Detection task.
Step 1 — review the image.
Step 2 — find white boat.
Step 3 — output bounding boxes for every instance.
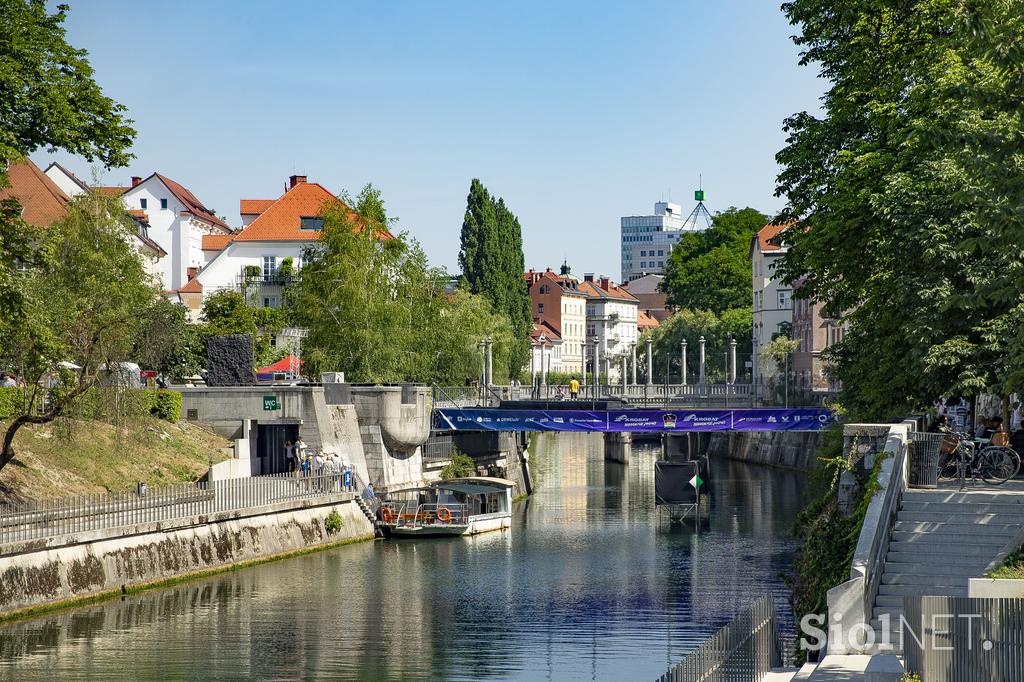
[378,476,514,538]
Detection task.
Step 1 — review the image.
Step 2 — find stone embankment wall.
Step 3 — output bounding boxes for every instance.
[0,498,372,617]
[706,430,823,471]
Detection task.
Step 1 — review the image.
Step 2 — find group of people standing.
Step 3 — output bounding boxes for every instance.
[284,438,356,491]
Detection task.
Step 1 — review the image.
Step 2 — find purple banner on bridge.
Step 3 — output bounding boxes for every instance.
[434,408,834,433]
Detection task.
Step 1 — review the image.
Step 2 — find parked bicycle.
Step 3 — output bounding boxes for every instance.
[937,428,1021,485]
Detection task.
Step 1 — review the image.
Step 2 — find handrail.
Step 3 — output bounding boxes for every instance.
[657,594,782,681]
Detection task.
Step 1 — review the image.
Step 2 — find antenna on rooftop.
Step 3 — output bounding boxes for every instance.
[683,173,712,230]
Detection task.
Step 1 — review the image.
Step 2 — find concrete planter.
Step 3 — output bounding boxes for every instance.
[967,577,1024,598]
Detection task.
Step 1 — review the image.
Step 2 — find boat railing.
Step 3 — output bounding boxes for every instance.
[380,501,469,528]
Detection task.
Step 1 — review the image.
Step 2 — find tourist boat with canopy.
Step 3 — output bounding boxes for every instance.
[378,476,514,538]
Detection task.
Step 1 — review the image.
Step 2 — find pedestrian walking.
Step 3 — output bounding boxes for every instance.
[569,377,580,400]
[295,437,308,463]
[285,440,295,473]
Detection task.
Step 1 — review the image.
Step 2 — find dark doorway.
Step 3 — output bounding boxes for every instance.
[256,423,299,475]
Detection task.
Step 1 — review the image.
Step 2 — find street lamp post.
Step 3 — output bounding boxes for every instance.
[485,336,493,388]
[592,337,601,389]
[681,340,688,386]
[729,338,737,385]
[621,354,627,393]
[539,334,547,387]
[630,342,637,386]
[698,335,706,385]
[645,337,653,386]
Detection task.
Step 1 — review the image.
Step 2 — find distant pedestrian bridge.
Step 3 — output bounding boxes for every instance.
[433,383,759,410]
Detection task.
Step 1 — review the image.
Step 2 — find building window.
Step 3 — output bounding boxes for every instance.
[538,303,545,314]
[658,250,664,256]
[658,261,664,267]
[640,250,646,257]
[300,216,324,231]
[263,296,278,308]
[778,290,791,309]
[160,198,168,210]
[139,198,147,209]
[262,256,277,279]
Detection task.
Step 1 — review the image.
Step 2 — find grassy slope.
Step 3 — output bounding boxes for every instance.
[988,546,1024,579]
[0,418,232,502]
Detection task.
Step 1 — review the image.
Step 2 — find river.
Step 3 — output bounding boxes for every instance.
[0,432,806,681]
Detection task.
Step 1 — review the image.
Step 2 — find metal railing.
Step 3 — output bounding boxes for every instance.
[903,596,1024,681]
[657,594,782,682]
[422,431,455,465]
[433,383,757,408]
[380,502,469,528]
[0,471,361,550]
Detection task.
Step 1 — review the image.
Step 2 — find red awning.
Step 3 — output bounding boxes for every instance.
[256,356,303,374]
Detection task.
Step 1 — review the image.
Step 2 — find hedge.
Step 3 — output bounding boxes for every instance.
[0,387,180,424]
[0,387,23,420]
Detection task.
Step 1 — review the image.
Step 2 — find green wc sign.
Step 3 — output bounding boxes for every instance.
[263,395,280,411]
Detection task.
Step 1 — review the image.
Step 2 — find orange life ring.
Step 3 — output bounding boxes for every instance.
[436,507,452,524]
[381,507,395,523]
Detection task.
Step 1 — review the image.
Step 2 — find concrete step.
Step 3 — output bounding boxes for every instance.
[893,517,1021,532]
[763,670,800,682]
[884,548,993,566]
[895,509,1024,524]
[880,573,972,587]
[890,530,1014,544]
[878,583,967,597]
[872,605,904,621]
[904,491,1024,505]
[884,557,995,569]
[901,500,1024,514]
[792,662,818,681]
[888,537,1008,552]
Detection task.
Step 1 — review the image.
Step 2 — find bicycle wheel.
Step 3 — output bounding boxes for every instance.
[937,454,960,481]
[979,446,1020,484]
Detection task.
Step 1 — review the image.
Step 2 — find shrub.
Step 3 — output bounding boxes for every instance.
[325,509,344,534]
[0,387,24,420]
[440,451,476,480]
[145,390,182,422]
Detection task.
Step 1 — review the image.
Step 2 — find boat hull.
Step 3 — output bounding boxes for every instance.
[381,513,511,539]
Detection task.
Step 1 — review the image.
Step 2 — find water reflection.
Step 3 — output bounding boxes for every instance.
[0,432,805,681]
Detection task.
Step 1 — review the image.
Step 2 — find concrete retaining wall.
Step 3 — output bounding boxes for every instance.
[706,430,824,471]
[0,498,372,616]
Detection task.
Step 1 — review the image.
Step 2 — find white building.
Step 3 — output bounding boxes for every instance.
[529,320,563,380]
[579,275,639,383]
[620,200,706,282]
[177,175,378,320]
[44,163,232,293]
[750,223,793,386]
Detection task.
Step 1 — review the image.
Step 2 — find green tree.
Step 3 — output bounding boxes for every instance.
[0,0,135,178]
[775,0,1024,418]
[0,0,135,340]
[659,207,768,313]
[0,193,158,470]
[458,179,531,372]
[132,298,203,381]
[640,308,753,384]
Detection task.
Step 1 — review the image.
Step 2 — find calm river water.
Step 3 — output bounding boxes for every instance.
[0,433,806,681]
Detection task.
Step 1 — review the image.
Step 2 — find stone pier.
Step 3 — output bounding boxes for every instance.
[604,432,632,464]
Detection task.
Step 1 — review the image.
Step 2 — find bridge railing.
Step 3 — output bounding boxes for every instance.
[433,383,757,406]
[657,594,783,682]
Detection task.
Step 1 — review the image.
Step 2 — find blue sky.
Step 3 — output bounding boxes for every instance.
[40,1,822,279]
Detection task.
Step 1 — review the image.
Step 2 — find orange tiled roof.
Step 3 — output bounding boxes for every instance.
[232,181,393,242]
[152,173,230,230]
[637,310,660,330]
[240,199,275,215]
[531,320,562,344]
[755,223,789,252]
[0,158,70,227]
[578,278,637,303]
[202,234,234,251]
[179,277,203,294]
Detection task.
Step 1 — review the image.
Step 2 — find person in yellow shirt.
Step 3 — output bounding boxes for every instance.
[569,378,580,400]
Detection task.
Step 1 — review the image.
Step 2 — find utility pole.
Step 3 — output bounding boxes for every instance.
[646,337,654,386]
[681,340,687,386]
[698,336,706,385]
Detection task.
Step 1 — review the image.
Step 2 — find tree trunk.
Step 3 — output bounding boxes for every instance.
[0,412,53,472]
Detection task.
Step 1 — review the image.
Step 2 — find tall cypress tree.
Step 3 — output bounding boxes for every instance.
[458,179,530,374]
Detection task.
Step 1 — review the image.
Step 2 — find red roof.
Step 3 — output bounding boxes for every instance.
[637,310,660,330]
[202,234,234,251]
[240,199,275,215]
[152,173,230,230]
[232,181,393,242]
[530,320,562,345]
[578,277,637,303]
[0,158,70,227]
[178,277,203,294]
[257,356,303,373]
[754,223,789,252]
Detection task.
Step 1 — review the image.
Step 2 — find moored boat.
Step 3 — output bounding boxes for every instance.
[378,476,514,538]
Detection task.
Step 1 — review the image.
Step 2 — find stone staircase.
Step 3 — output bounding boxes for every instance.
[869,487,1024,651]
